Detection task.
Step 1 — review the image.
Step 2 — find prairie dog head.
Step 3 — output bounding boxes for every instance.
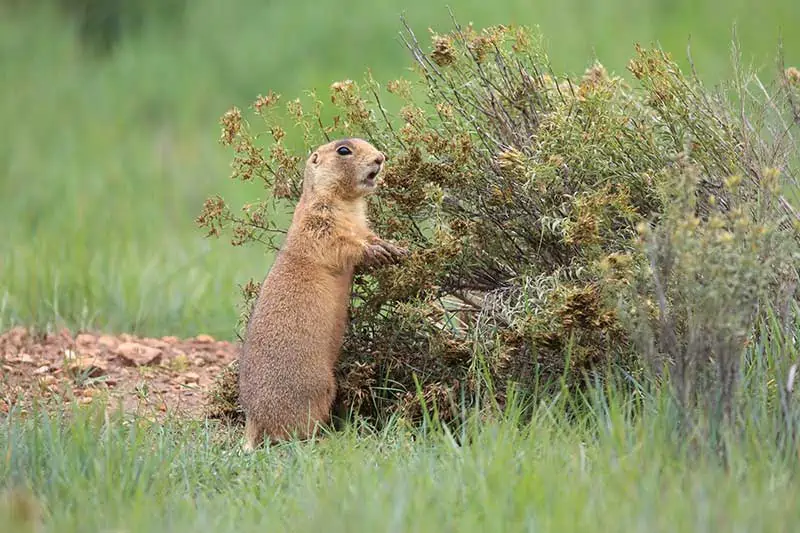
[303,138,386,200]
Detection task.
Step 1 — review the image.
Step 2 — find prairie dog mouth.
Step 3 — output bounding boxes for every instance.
[363,165,382,186]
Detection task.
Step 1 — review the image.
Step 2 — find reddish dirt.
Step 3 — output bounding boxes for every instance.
[0,326,239,419]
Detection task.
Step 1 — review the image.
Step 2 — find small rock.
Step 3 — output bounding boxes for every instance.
[146,339,169,349]
[78,396,93,405]
[194,334,215,343]
[18,353,34,364]
[97,336,117,348]
[117,342,162,367]
[75,333,96,346]
[2,365,13,373]
[201,353,220,364]
[63,349,77,361]
[161,336,179,344]
[7,326,28,344]
[191,357,206,367]
[39,375,56,386]
[33,365,50,375]
[182,372,200,384]
[68,356,107,378]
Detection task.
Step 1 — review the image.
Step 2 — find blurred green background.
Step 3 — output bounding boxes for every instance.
[1,0,797,339]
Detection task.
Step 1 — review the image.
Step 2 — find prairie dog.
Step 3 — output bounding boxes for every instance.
[239,138,405,449]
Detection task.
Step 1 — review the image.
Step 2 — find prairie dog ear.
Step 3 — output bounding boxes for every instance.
[310,152,319,165]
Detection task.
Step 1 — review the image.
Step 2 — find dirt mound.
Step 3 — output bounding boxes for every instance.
[0,326,239,419]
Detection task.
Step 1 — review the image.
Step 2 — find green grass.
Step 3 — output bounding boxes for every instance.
[4,374,800,533]
[1,0,799,339]
[3,318,798,532]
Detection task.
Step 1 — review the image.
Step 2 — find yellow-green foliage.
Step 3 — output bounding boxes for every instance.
[620,160,799,434]
[200,19,800,426]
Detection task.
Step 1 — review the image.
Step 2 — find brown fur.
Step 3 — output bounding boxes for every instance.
[239,138,406,450]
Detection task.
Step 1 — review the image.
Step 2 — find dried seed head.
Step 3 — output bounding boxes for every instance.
[495,147,526,177]
[273,179,292,199]
[576,62,612,100]
[546,153,563,165]
[582,62,609,86]
[386,79,413,100]
[469,35,492,63]
[219,107,242,146]
[399,123,417,144]
[400,105,426,128]
[271,126,286,143]
[786,66,800,85]
[253,91,280,113]
[330,79,355,95]
[431,34,457,66]
[512,26,531,52]
[435,102,454,120]
[287,98,303,120]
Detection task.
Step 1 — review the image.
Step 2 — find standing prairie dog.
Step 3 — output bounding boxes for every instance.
[239,138,406,450]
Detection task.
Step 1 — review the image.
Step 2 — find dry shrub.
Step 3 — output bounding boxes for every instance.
[200,17,800,428]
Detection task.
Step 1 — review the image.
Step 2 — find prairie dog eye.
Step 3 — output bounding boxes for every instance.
[336,146,352,156]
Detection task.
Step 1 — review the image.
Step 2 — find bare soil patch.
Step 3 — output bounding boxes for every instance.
[1,326,239,419]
